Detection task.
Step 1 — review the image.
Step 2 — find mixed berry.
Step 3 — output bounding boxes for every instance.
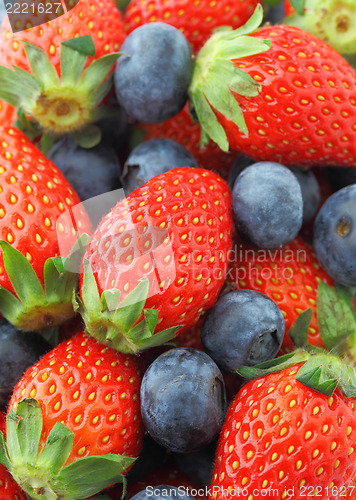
[0,0,354,499]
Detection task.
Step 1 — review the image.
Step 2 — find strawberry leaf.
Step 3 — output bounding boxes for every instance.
[288,308,313,348]
[0,431,11,470]
[24,41,59,88]
[237,350,310,379]
[37,422,74,475]
[317,281,356,353]
[13,399,43,466]
[62,36,96,57]
[289,0,306,15]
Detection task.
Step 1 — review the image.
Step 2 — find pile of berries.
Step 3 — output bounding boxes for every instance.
[0,0,354,499]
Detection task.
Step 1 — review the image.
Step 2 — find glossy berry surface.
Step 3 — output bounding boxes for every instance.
[314,184,356,287]
[0,320,51,411]
[115,23,193,123]
[210,364,356,499]
[232,162,303,249]
[122,138,198,194]
[227,238,334,349]
[47,136,121,201]
[124,0,261,53]
[289,167,321,225]
[201,290,285,373]
[9,332,144,466]
[140,348,226,453]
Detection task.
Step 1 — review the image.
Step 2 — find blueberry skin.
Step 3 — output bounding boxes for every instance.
[314,184,356,287]
[232,162,303,249]
[131,486,195,500]
[115,23,193,123]
[122,139,198,194]
[289,167,321,225]
[140,348,226,453]
[0,321,51,411]
[201,290,285,373]
[47,136,121,202]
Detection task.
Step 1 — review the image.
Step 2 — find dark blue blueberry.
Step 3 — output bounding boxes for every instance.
[126,434,167,484]
[47,136,121,202]
[173,440,217,487]
[114,23,193,123]
[289,167,321,225]
[265,2,286,24]
[327,167,356,191]
[0,320,51,411]
[201,290,285,373]
[232,162,303,249]
[131,486,195,500]
[96,103,128,149]
[140,348,226,453]
[314,184,356,287]
[227,154,254,190]
[122,138,198,194]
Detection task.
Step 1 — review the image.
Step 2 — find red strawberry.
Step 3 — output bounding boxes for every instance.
[77,167,233,353]
[189,5,356,167]
[284,0,296,16]
[0,0,126,135]
[2,332,144,499]
[141,104,238,180]
[0,412,27,500]
[210,359,356,500]
[0,126,91,331]
[123,0,262,53]
[0,100,17,129]
[226,238,334,350]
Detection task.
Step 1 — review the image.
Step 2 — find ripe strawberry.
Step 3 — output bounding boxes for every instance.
[210,361,356,500]
[189,5,356,167]
[0,126,91,331]
[141,104,238,180]
[226,238,334,350]
[77,167,233,353]
[123,0,262,54]
[284,0,296,16]
[1,332,143,499]
[0,0,126,136]
[0,412,27,500]
[0,100,17,129]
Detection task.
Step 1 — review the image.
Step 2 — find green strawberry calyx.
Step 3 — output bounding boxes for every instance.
[284,0,356,55]
[238,282,356,398]
[73,259,180,354]
[0,234,89,331]
[188,4,271,152]
[0,36,120,137]
[0,399,134,500]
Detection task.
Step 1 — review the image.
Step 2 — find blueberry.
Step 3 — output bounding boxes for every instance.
[122,138,198,194]
[232,162,303,249]
[114,23,193,123]
[0,321,51,411]
[227,154,254,190]
[314,184,356,287]
[173,439,217,487]
[126,434,167,484]
[131,486,195,500]
[140,348,226,453]
[47,136,121,202]
[289,167,321,225]
[201,290,285,373]
[327,167,356,191]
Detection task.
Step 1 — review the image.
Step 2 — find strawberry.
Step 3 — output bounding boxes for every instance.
[189,5,356,167]
[0,100,17,129]
[211,283,356,499]
[0,331,144,499]
[284,0,356,55]
[141,104,238,180]
[123,0,262,54]
[0,126,91,331]
[210,362,356,499]
[226,237,334,350]
[0,412,27,500]
[0,0,126,136]
[76,167,233,353]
